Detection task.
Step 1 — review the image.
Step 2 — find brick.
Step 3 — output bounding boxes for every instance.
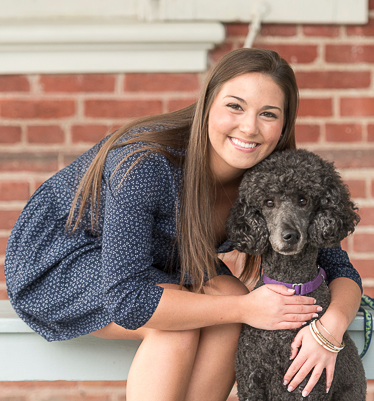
[314,149,374,168]
[84,99,162,118]
[298,98,333,117]
[253,44,318,64]
[353,233,374,252]
[0,288,8,300]
[0,210,21,230]
[358,207,374,226]
[167,98,196,113]
[0,181,30,201]
[368,125,374,142]
[0,99,75,119]
[326,45,374,63]
[0,153,58,172]
[347,18,374,36]
[325,124,362,142]
[344,179,366,198]
[71,125,108,143]
[340,237,348,252]
[0,126,21,144]
[0,237,8,255]
[363,287,374,299]
[225,23,249,37]
[27,125,65,144]
[0,263,5,283]
[125,73,199,92]
[0,396,27,401]
[302,25,340,37]
[295,71,370,89]
[372,180,374,197]
[370,0,374,9]
[225,22,249,37]
[209,42,235,63]
[295,124,320,143]
[351,259,374,278]
[39,74,116,93]
[340,98,374,117]
[0,75,29,92]
[260,24,297,37]
[62,153,83,168]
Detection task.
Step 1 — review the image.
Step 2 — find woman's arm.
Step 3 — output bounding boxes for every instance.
[144,283,320,331]
[283,277,362,397]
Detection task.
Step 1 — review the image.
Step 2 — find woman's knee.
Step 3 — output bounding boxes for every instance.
[144,327,200,353]
[203,274,249,296]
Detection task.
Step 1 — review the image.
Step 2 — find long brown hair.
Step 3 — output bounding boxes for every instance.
[66,48,299,290]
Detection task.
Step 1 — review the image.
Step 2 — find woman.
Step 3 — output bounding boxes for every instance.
[5,49,362,400]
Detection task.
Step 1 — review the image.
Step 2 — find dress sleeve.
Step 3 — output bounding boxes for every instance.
[317,246,363,293]
[101,151,176,330]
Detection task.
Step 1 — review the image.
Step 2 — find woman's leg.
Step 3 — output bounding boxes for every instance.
[90,276,248,401]
[184,275,249,401]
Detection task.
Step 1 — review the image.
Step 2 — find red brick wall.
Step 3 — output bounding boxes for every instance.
[1,8,374,400]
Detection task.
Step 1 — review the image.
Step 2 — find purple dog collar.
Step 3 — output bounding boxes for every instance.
[262,267,326,296]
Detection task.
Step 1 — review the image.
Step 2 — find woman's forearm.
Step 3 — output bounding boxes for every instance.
[322,277,362,342]
[143,288,243,331]
[143,283,321,332]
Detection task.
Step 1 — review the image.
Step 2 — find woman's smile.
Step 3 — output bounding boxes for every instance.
[229,137,260,151]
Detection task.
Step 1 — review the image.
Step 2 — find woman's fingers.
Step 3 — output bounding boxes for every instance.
[245,285,321,330]
[283,326,337,396]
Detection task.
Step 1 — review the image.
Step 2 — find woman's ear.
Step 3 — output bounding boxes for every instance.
[226,199,269,255]
[308,180,360,248]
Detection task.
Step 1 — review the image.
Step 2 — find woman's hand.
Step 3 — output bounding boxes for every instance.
[283,325,337,397]
[243,284,321,330]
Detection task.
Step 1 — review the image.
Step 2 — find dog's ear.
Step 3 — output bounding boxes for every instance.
[308,177,360,248]
[226,199,269,255]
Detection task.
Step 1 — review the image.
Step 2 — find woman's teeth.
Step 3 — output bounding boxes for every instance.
[231,138,257,149]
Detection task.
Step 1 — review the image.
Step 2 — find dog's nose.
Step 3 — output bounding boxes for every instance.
[282,230,300,245]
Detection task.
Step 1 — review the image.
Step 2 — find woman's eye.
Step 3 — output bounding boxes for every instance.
[261,112,277,119]
[298,198,308,206]
[227,103,243,111]
[265,200,275,208]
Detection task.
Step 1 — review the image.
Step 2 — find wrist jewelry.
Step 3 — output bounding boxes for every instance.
[318,319,345,348]
[309,319,345,353]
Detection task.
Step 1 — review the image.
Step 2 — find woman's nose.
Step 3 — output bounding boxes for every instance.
[239,113,258,135]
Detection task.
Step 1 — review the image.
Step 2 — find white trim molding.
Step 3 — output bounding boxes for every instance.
[0,0,368,74]
[0,22,225,74]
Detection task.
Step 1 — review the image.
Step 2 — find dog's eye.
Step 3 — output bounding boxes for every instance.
[265,200,275,208]
[298,198,308,206]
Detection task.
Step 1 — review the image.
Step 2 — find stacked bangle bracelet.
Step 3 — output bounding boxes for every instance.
[309,319,345,353]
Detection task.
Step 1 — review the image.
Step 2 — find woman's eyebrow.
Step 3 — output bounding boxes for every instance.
[262,105,283,112]
[225,95,247,104]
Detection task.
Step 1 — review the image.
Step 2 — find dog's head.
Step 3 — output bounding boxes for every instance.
[226,149,360,255]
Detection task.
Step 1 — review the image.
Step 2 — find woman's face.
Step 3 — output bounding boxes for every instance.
[208,72,285,182]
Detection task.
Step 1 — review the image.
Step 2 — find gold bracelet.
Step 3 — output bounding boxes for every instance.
[313,321,344,351]
[318,319,345,348]
[309,320,344,353]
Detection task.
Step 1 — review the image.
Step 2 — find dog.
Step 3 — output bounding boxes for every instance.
[226,149,366,400]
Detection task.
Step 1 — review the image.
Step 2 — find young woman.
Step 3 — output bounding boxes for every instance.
[5,49,362,400]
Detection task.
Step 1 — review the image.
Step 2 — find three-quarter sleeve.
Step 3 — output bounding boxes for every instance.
[317,246,363,292]
[101,151,177,330]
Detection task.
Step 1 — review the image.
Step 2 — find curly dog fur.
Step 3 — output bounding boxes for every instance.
[226,149,366,400]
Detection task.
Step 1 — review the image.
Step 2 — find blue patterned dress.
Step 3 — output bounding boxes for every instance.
[4,134,362,341]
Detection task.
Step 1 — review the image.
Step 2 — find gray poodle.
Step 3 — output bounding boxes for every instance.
[226,149,366,400]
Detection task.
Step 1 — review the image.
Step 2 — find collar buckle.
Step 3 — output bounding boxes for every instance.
[292,283,303,295]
